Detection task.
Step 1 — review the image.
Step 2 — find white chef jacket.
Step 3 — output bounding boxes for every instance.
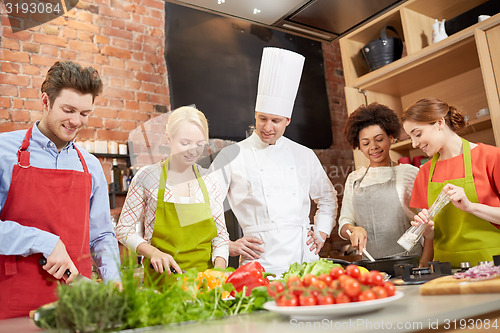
[212,132,337,277]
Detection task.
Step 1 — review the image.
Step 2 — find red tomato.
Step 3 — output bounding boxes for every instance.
[345,264,361,279]
[335,292,351,304]
[318,273,333,285]
[330,266,345,280]
[267,281,285,298]
[329,280,341,290]
[358,289,376,302]
[367,271,384,286]
[276,293,299,307]
[287,276,302,289]
[302,274,318,287]
[287,275,304,297]
[343,278,362,298]
[317,293,335,305]
[383,281,396,297]
[310,279,327,290]
[299,293,318,306]
[358,272,371,285]
[371,286,388,299]
[337,274,351,284]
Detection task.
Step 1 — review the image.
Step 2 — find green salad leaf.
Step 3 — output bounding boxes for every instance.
[281,259,340,281]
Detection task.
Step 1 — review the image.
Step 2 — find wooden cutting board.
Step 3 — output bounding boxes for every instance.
[420,275,500,295]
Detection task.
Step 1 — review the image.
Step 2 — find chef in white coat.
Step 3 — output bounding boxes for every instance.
[212,47,337,277]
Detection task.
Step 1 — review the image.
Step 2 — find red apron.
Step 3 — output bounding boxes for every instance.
[0,127,92,319]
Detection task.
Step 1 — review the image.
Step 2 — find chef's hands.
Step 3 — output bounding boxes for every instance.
[229,236,264,260]
[307,230,328,254]
[412,209,435,239]
[150,248,182,274]
[343,226,367,255]
[43,239,79,284]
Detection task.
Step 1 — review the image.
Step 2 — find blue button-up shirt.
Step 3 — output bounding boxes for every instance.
[0,124,121,281]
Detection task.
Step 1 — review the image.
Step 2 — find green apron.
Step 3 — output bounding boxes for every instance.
[428,138,500,267]
[144,159,217,286]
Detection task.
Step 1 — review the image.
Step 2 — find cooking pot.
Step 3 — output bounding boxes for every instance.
[327,255,420,277]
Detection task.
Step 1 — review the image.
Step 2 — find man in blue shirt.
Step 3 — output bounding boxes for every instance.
[0,61,121,319]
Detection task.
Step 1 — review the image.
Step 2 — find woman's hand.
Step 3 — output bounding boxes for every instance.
[346,226,367,255]
[412,209,435,239]
[150,248,182,274]
[443,184,471,213]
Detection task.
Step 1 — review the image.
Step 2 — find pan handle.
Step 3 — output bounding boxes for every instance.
[325,258,353,266]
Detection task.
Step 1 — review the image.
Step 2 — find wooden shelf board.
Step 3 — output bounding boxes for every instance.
[353,32,479,95]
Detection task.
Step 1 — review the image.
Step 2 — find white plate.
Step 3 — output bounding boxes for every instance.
[263,291,403,320]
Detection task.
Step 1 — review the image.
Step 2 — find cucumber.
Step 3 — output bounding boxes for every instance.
[31,301,57,329]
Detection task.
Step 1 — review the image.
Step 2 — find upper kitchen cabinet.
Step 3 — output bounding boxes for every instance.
[339,0,500,168]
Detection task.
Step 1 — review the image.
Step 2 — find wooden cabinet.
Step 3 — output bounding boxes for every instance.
[339,0,500,168]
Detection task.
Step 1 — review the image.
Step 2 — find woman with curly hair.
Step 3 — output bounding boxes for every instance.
[339,102,421,259]
[403,97,500,267]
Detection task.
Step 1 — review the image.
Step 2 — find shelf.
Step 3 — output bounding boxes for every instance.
[391,116,493,152]
[340,0,498,86]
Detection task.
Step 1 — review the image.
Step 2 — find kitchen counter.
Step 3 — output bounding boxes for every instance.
[1,285,499,333]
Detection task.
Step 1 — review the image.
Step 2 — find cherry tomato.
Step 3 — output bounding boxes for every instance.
[310,279,327,290]
[317,293,335,305]
[335,292,351,304]
[358,271,371,285]
[276,293,299,306]
[330,280,341,290]
[267,281,285,298]
[287,275,304,297]
[383,281,396,297]
[299,293,318,306]
[337,274,351,284]
[343,278,362,298]
[330,266,345,280]
[345,264,361,279]
[358,289,376,302]
[371,286,388,299]
[287,276,302,289]
[367,271,384,286]
[318,273,333,285]
[302,274,318,287]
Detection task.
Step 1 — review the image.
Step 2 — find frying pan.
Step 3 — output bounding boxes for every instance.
[327,255,420,277]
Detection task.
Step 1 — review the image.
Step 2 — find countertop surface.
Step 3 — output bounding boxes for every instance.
[1,285,499,333]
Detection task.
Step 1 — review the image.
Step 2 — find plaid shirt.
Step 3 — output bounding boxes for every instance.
[115,161,229,264]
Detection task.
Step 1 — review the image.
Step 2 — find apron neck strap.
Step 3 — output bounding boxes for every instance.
[17,127,33,168]
[161,158,210,203]
[428,137,473,183]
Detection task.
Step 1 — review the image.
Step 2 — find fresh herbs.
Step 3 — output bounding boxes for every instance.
[35,257,270,332]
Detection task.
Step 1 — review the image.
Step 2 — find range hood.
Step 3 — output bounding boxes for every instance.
[165,0,406,41]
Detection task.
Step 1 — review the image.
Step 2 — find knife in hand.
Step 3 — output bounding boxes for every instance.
[39,257,96,284]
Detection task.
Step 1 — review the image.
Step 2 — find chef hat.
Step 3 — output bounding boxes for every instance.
[255,47,305,118]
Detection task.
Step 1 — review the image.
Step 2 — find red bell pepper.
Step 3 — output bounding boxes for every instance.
[226,261,275,296]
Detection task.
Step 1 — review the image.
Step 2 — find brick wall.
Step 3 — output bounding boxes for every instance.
[0,0,168,140]
[0,1,353,256]
[317,41,353,256]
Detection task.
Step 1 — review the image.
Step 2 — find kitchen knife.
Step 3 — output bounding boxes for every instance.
[149,263,184,274]
[39,257,96,284]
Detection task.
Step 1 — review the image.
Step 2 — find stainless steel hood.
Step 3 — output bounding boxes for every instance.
[165,0,406,41]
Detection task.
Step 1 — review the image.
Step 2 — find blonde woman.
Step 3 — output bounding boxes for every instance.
[116,106,229,284]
